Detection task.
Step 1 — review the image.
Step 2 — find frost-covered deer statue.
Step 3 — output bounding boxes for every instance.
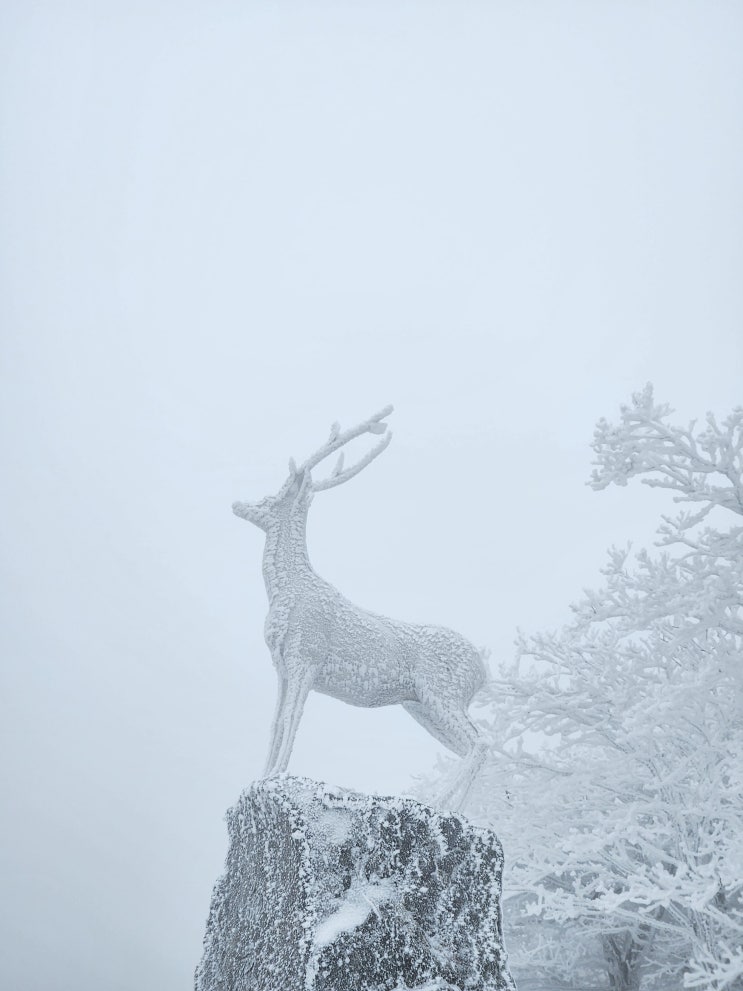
[233,406,489,809]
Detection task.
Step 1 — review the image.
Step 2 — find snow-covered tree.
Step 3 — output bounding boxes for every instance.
[430,387,743,991]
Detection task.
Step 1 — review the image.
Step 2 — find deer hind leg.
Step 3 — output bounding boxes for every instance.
[402,701,470,757]
[409,694,488,812]
[438,738,489,812]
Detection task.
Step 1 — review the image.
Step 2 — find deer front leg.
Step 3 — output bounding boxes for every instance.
[271,664,313,775]
[263,669,287,777]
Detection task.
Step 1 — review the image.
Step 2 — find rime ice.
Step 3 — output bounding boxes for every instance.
[195,777,516,991]
[205,409,517,989]
[233,406,489,808]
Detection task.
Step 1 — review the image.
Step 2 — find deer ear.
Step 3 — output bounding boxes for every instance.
[288,457,298,476]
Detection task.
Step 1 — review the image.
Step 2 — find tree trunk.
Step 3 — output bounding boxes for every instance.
[601,932,644,991]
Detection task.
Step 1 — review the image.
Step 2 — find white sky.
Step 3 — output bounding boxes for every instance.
[1,3,741,989]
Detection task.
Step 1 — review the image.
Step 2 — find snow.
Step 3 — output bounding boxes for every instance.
[313,877,394,948]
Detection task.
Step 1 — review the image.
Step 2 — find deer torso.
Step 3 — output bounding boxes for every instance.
[261,515,484,708]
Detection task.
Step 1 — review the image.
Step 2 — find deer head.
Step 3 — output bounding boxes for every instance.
[232,405,394,531]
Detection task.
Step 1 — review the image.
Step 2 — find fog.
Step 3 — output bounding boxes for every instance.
[1,2,741,989]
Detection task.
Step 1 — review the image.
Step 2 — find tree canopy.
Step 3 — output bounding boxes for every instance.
[428,388,743,991]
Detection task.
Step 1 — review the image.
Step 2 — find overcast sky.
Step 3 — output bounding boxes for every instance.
[1,2,742,989]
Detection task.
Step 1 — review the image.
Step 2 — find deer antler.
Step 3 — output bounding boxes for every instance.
[297,405,394,492]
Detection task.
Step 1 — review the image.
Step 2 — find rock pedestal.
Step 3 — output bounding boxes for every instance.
[195,776,516,991]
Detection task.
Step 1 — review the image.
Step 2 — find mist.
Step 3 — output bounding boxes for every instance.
[1,3,741,989]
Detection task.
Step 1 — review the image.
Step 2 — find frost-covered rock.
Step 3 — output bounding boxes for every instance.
[195,776,516,991]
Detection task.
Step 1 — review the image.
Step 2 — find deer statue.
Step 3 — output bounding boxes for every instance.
[232,405,489,809]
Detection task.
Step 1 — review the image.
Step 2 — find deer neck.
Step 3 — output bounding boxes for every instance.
[262,514,313,603]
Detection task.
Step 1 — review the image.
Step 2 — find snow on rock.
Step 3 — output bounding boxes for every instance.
[195,776,516,991]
